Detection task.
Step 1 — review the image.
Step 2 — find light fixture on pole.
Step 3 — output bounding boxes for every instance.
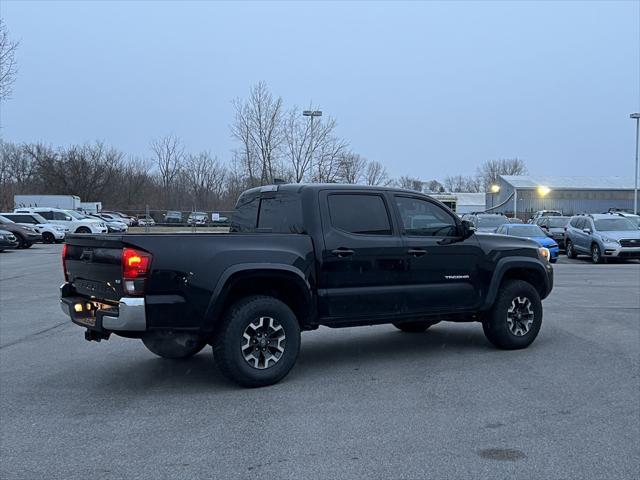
[489,184,500,209]
[537,185,551,197]
[630,113,640,214]
[303,110,322,180]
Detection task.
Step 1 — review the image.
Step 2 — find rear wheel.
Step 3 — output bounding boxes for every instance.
[565,239,577,259]
[482,280,542,350]
[14,234,30,249]
[591,243,604,264]
[42,232,55,244]
[142,331,206,359]
[213,295,300,387]
[393,320,435,333]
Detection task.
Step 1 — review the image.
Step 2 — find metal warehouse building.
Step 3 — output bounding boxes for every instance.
[486,175,636,219]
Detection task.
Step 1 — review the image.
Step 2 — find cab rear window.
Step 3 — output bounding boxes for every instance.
[231,192,304,233]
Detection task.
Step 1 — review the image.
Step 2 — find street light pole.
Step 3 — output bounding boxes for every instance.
[631,113,640,214]
[303,110,322,180]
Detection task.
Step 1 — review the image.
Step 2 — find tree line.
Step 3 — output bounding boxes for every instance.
[0,81,527,213]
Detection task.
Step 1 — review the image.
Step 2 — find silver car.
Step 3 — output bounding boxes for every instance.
[565,214,640,263]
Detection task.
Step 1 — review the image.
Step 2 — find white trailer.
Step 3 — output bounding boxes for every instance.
[79,201,102,213]
[14,195,81,210]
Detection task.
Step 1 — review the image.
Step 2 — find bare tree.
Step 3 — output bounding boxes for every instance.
[283,106,338,183]
[313,136,348,183]
[230,102,259,186]
[150,134,184,206]
[0,19,19,100]
[476,158,527,190]
[338,151,367,184]
[443,174,481,193]
[396,175,424,192]
[424,179,444,193]
[364,160,390,186]
[231,82,284,185]
[183,151,227,208]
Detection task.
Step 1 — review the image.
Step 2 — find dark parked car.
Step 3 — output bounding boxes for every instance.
[60,184,554,387]
[461,213,510,232]
[0,229,18,251]
[0,216,42,248]
[534,216,571,249]
[163,211,183,225]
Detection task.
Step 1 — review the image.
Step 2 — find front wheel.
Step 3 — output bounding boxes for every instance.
[591,244,604,264]
[482,280,542,350]
[142,331,206,359]
[565,240,577,259]
[213,295,300,387]
[43,232,55,244]
[393,320,434,333]
[75,227,91,234]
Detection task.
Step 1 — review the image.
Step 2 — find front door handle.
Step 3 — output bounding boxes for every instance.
[331,248,355,258]
[408,248,428,257]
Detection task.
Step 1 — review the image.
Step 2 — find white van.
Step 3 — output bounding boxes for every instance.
[14,207,108,234]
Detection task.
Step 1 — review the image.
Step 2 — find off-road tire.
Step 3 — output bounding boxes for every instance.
[142,331,206,359]
[213,295,300,388]
[482,280,542,350]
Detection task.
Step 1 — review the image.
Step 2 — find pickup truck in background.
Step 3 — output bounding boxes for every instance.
[60,184,554,387]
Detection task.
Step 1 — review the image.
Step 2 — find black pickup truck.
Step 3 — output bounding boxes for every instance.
[60,184,554,387]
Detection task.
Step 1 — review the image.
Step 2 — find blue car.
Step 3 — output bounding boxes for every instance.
[495,223,559,263]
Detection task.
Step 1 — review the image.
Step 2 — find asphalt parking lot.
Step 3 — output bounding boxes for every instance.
[1,244,638,480]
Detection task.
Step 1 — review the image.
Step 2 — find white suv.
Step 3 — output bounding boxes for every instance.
[0,212,66,243]
[14,207,108,234]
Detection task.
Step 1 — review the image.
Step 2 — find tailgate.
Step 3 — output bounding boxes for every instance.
[64,234,127,302]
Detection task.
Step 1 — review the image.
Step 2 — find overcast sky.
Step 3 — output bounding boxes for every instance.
[1,1,639,181]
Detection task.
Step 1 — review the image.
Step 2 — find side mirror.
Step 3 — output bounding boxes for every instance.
[461,220,475,238]
[582,228,591,234]
[65,216,72,221]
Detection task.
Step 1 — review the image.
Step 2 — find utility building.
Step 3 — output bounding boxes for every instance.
[486,175,636,219]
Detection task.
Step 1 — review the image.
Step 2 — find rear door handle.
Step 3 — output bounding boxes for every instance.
[408,248,428,257]
[331,248,355,258]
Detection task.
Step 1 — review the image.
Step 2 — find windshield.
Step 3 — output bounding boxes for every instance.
[547,217,569,228]
[477,216,509,228]
[594,218,637,231]
[30,213,48,223]
[65,210,86,220]
[508,225,546,237]
[622,216,640,227]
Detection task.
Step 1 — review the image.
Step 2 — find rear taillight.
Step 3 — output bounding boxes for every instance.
[62,243,69,281]
[122,247,151,295]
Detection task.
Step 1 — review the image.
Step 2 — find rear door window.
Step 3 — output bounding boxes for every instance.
[327,194,392,235]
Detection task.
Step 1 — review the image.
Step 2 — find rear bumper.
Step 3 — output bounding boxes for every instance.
[60,282,146,333]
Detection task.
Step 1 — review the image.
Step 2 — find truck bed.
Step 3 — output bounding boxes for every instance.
[64,232,315,330]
